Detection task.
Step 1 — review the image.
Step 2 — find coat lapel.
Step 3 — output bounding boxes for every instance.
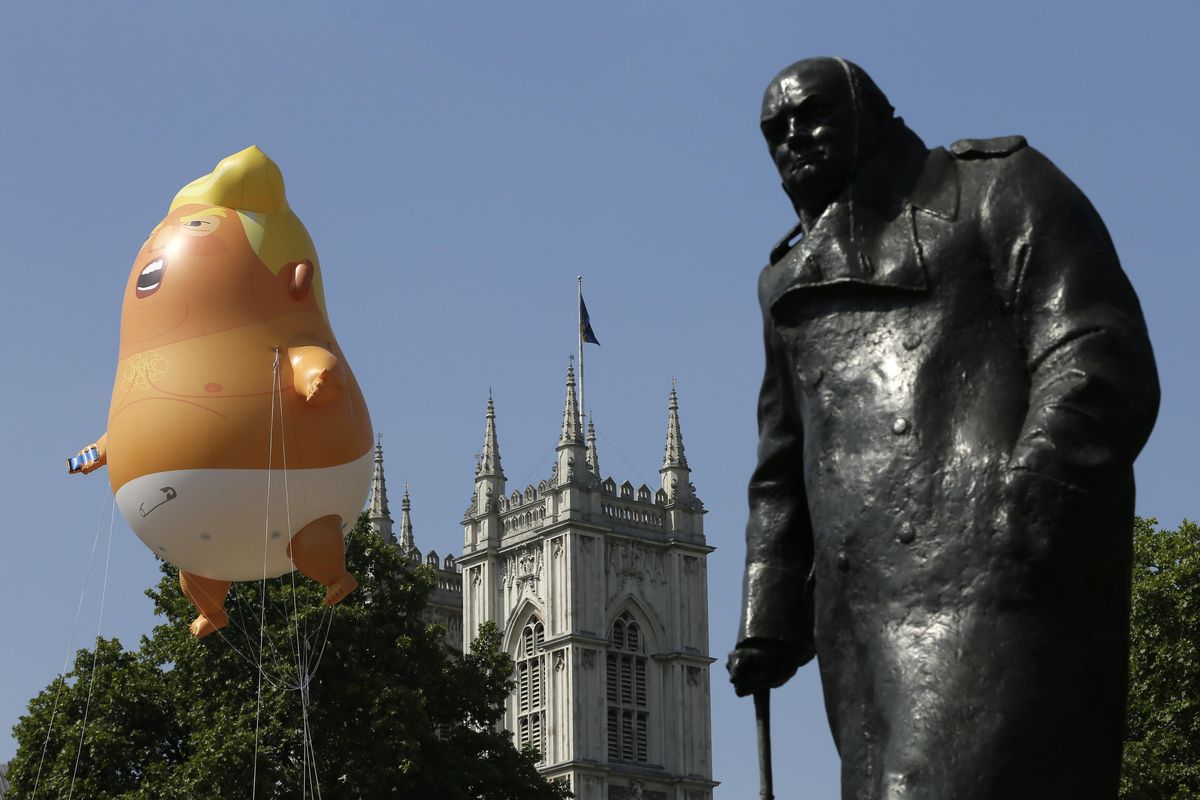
[764,141,959,313]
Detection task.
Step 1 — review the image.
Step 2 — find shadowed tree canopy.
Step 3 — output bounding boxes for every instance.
[7,514,570,800]
[1121,517,1200,799]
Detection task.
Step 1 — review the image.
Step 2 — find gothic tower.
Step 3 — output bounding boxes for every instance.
[368,435,395,544]
[459,363,716,800]
[367,440,463,649]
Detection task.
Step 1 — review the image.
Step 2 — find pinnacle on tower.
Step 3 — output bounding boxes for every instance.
[399,481,415,553]
[369,433,396,543]
[477,389,505,479]
[662,381,689,470]
[559,357,584,447]
[586,414,601,478]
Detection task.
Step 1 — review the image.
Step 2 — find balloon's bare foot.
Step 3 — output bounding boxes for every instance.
[189,612,229,639]
[323,572,358,606]
[179,570,231,639]
[289,514,357,605]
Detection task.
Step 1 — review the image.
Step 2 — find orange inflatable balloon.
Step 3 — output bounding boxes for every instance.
[72,146,373,638]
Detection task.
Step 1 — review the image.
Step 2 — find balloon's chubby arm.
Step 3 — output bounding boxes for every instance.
[68,432,107,475]
[288,342,344,407]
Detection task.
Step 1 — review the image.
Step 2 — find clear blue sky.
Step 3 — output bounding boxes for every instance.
[2,3,1196,797]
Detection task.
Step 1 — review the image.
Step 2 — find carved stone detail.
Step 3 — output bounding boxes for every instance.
[609,781,665,800]
[606,538,667,586]
[502,542,544,597]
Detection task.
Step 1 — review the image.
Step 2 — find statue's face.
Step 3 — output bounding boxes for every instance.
[761,62,857,214]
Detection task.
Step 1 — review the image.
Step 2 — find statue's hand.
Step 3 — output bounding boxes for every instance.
[727,640,804,697]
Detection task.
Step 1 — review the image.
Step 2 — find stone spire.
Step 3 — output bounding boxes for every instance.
[368,434,395,543]
[473,392,505,515]
[398,481,415,553]
[586,414,601,478]
[662,381,689,470]
[555,358,587,485]
[477,389,504,479]
[559,357,584,446]
[660,381,693,504]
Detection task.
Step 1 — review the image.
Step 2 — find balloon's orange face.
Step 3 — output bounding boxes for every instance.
[119,204,323,357]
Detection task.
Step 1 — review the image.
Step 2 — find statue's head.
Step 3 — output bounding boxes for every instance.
[761,57,894,219]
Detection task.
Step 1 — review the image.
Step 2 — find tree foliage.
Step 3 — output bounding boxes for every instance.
[1121,517,1200,800]
[8,515,569,799]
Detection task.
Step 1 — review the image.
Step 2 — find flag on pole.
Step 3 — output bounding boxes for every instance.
[580,295,600,346]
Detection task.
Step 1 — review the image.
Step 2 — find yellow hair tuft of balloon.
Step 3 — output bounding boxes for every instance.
[170,145,290,214]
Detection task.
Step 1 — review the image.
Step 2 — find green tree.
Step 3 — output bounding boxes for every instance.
[1121,517,1200,799]
[8,515,569,800]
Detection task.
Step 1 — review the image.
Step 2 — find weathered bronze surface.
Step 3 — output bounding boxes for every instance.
[728,57,1160,799]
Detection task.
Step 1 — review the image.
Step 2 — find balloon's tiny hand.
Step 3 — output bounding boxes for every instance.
[71,436,107,475]
[306,373,326,402]
[289,344,342,407]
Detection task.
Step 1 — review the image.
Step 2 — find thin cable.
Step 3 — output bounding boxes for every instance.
[300,608,335,799]
[278,380,304,792]
[277,378,332,799]
[31,485,110,797]
[299,608,333,798]
[308,712,323,800]
[178,577,289,691]
[252,350,281,799]
[224,579,292,687]
[595,429,654,488]
[66,499,116,799]
[277,364,317,797]
[304,610,336,681]
[518,445,556,490]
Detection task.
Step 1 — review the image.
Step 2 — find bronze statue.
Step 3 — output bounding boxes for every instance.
[728,57,1159,799]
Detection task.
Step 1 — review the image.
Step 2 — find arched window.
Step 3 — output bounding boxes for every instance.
[515,618,546,758]
[607,611,649,762]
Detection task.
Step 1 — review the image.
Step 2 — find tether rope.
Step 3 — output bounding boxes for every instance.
[30,484,110,798]
[66,497,116,799]
[277,363,326,799]
[252,350,281,798]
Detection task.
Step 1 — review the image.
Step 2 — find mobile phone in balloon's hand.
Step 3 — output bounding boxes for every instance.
[67,447,100,474]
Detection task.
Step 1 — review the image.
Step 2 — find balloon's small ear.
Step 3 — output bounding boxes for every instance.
[288,261,313,300]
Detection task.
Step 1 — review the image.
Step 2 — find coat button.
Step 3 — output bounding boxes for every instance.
[892,417,910,435]
[836,552,850,572]
[897,523,915,544]
[902,332,922,350]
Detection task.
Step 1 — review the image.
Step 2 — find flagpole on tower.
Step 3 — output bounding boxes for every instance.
[577,275,585,419]
[578,278,600,424]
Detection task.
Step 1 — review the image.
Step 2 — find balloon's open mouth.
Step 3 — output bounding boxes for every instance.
[136,257,167,298]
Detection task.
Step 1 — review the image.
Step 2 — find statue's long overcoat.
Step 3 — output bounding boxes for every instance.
[738,125,1159,799]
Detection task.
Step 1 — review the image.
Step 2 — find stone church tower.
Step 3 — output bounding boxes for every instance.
[368,436,464,650]
[459,363,717,800]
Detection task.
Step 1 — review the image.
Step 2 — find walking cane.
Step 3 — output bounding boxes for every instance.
[754,688,775,800]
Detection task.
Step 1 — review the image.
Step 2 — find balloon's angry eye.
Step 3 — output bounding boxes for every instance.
[179,214,221,237]
[136,257,166,298]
